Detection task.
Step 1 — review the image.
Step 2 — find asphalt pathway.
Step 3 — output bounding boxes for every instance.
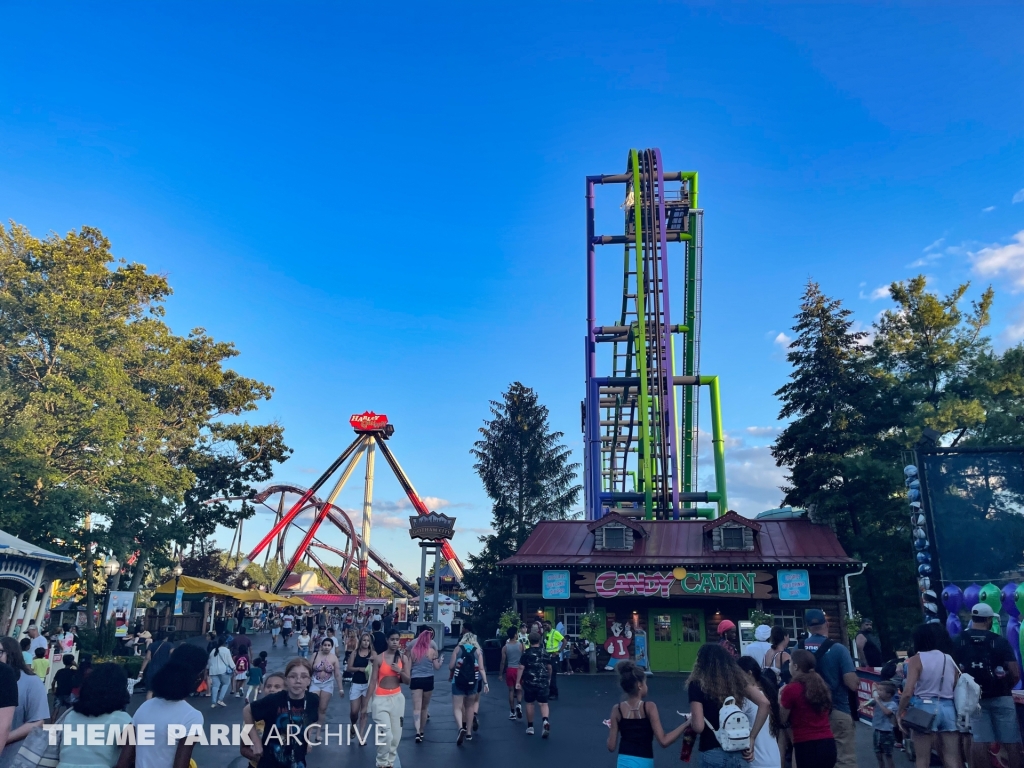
[166,630,904,768]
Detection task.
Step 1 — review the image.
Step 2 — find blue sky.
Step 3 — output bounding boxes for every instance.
[2,2,1022,577]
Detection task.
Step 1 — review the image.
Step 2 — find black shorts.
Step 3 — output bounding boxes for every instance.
[410,677,434,692]
[281,628,292,637]
[523,686,548,704]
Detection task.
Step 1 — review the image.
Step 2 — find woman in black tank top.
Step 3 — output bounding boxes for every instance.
[348,632,373,730]
[606,662,688,768]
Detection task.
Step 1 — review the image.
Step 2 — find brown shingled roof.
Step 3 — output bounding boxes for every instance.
[499,518,858,569]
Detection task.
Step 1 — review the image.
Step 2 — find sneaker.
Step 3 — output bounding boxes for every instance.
[218,701,227,707]
[473,714,479,731]
[457,728,466,746]
[542,721,550,739]
[508,712,517,720]
[466,733,473,741]
[516,704,523,719]
[525,726,535,736]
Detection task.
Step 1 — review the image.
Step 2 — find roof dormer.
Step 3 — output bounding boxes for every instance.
[587,512,646,552]
[702,510,761,552]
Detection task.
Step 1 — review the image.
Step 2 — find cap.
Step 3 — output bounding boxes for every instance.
[717,619,736,634]
[804,608,827,627]
[755,625,772,642]
[972,604,995,619]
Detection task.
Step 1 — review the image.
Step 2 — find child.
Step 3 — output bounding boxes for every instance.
[861,681,897,768]
[19,637,33,666]
[607,661,688,765]
[244,660,263,702]
[31,647,51,680]
[515,632,551,737]
[254,651,268,674]
[240,672,285,768]
[50,654,77,721]
[233,647,250,697]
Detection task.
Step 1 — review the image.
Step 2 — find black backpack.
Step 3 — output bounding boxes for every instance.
[956,632,997,689]
[454,645,478,692]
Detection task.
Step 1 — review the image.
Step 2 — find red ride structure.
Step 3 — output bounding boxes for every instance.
[233,413,464,606]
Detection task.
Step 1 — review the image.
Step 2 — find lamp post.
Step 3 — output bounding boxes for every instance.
[242,577,250,589]
[99,557,121,649]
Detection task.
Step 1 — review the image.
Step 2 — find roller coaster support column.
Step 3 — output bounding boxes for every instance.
[272,443,367,593]
[357,436,376,607]
[700,375,728,517]
[682,172,699,505]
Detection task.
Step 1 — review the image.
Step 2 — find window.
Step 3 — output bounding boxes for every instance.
[722,526,745,549]
[557,608,584,639]
[604,526,627,549]
[773,609,805,647]
[654,614,672,642]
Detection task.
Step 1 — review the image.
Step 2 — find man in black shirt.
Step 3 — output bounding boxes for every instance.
[953,603,1021,766]
[371,621,387,654]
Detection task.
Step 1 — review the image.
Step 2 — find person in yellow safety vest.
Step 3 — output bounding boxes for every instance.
[542,620,564,700]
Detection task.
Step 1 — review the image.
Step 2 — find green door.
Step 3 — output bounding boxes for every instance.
[648,609,705,672]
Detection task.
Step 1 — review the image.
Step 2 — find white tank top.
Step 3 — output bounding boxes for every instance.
[915,650,954,699]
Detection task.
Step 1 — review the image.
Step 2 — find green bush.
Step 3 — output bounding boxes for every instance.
[76,628,100,654]
[122,657,143,679]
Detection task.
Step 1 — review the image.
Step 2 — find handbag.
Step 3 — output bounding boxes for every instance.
[903,654,948,733]
[10,711,69,768]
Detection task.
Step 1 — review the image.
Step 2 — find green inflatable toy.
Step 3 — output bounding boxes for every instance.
[1017,582,1024,617]
[980,583,1002,612]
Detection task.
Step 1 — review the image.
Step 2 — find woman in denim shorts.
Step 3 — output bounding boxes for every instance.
[897,624,960,768]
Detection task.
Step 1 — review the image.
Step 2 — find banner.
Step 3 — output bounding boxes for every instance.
[173,588,184,617]
[105,591,136,637]
[394,598,408,624]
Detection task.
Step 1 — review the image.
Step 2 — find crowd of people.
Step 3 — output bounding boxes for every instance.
[0,600,1017,768]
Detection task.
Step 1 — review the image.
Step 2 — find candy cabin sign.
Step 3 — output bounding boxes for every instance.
[576,567,774,600]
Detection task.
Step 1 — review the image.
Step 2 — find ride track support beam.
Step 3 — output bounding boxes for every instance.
[237,433,367,572]
[272,444,368,592]
[357,437,377,606]
[375,440,465,579]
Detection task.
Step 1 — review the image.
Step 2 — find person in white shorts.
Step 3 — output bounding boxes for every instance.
[348,632,374,731]
[309,636,344,720]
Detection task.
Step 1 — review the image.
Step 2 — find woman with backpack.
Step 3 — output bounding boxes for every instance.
[687,643,770,768]
[606,661,688,768]
[763,626,791,681]
[779,649,837,768]
[207,637,234,708]
[895,623,961,768]
[448,631,488,745]
[737,657,782,768]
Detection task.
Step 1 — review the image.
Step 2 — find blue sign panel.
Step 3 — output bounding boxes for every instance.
[777,569,811,601]
[542,570,571,600]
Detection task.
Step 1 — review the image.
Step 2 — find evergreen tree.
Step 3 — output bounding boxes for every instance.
[773,277,1024,652]
[463,382,581,635]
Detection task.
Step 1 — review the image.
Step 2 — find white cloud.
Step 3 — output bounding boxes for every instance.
[982,206,996,213]
[923,238,945,253]
[868,285,889,301]
[1013,189,1024,204]
[969,230,1024,291]
[696,430,785,516]
[773,332,792,349]
[745,426,780,437]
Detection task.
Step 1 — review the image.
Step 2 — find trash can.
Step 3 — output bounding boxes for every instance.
[482,638,502,673]
[243,618,253,632]
[226,617,236,633]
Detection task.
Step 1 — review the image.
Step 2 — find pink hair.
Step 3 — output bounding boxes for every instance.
[410,628,434,663]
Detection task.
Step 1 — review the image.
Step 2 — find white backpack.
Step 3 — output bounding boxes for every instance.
[705,696,751,752]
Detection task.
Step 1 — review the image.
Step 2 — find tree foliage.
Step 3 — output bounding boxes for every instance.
[463,382,581,635]
[0,223,290,594]
[772,277,1021,652]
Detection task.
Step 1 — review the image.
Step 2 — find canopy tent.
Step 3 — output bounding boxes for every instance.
[153,575,248,601]
[0,529,81,637]
[238,589,282,604]
[281,595,310,607]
